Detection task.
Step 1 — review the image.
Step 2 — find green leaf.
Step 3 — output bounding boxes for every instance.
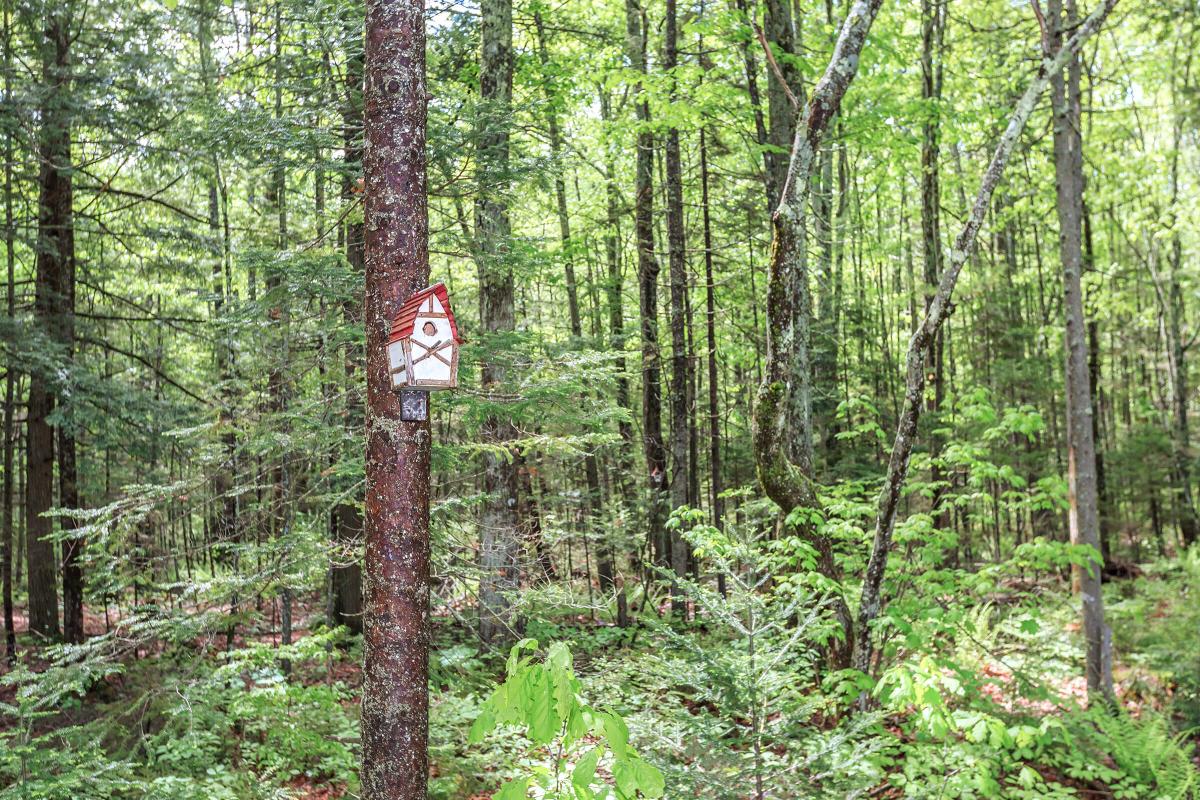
[602,712,629,761]
[633,759,665,798]
[528,671,559,744]
[571,746,602,794]
[495,777,531,800]
[468,707,496,744]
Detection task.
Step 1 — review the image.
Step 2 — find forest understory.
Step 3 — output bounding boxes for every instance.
[2,0,1200,796]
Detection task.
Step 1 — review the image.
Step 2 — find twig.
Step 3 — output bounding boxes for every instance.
[753,21,799,111]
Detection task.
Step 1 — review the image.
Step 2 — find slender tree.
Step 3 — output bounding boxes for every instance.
[2,0,16,663]
[533,10,614,605]
[1045,0,1114,699]
[332,13,365,634]
[475,0,520,645]
[919,0,950,535]
[625,0,669,570]
[663,0,690,611]
[753,0,882,670]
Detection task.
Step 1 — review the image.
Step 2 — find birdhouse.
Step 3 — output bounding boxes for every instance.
[387,282,463,390]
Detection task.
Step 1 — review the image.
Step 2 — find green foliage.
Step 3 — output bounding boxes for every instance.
[469,639,664,800]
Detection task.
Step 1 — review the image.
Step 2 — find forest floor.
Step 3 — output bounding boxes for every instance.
[3,555,1200,799]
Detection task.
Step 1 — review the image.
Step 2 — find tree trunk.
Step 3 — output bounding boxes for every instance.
[1048,0,1113,699]
[267,3,292,667]
[919,0,949,535]
[475,0,520,645]
[332,18,365,635]
[755,0,885,672]
[700,127,724,595]
[28,12,76,641]
[625,0,668,571]
[198,1,241,635]
[534,12,613,601]
[360,0,430,796]
[2,0,16,663]
[764,0,802,207]
[1162,54,1199,547]
[664,0,690,613]
[601,88,633,627]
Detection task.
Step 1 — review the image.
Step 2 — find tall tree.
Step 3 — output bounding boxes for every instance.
[360,0,430,795]
[625,0,668,570]
[331,26,365,635]
[919,0,949,535]
[1157,36,1199,547]
[2,0,16,663]
[27,9,75,640]
[1045,0,1114,699]
[600,87,634,626]
[699,125,723,593]
[533,9,614,607]
[663,0,690,610]
[475,0,520,644]
[754,0,881,670]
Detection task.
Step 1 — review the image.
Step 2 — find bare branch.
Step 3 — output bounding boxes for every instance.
[753,21,799,111]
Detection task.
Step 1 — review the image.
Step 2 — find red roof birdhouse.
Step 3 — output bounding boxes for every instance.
[388,282,463,390]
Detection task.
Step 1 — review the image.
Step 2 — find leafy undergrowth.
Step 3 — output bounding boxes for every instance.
[4,553,1200,799]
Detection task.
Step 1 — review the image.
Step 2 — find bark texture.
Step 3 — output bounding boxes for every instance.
[664,0,690,610]
[1047,0,1114,700]
[28,12,75,640]
[754,0,885,670]
[475,0,520,645]
[625,0,668,569]
[361,0,431,796]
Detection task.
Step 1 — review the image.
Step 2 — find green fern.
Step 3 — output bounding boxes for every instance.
[1077,707,1200,799]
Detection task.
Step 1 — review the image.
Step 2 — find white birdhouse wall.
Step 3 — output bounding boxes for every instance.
[388,282,462,390]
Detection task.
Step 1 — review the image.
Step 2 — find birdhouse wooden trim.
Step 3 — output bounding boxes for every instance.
[388,282,463,390]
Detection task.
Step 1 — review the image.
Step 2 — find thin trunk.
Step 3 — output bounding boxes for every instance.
[1049,0,1112,699]
[1162,45,1199,547]
[700,127,724,596]
[920,0,948,535]
[267,3,292,669]
[2,0,16,663]
[535,13,612,599]
[476,0,520,644]
[361,0,430,795]
[601,89,633,627]
[332,23,365,635]
[664,0,690,613]
[626,0,668,570]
